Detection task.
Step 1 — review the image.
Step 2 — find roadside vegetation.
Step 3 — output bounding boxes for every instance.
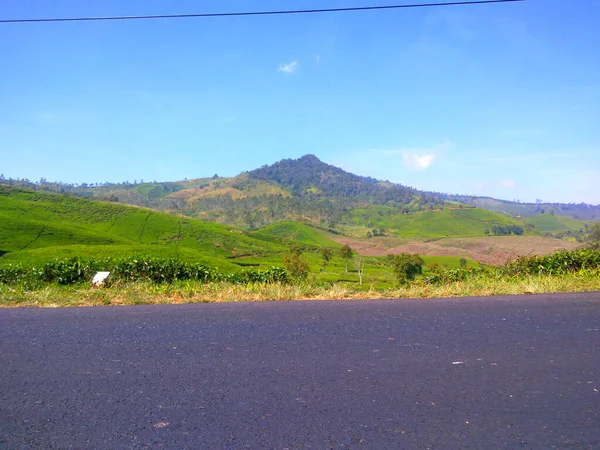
[2,248,599,307]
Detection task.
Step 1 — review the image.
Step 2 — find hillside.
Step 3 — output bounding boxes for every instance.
[438,194,600,220]
[253,222,343,248]
[341,205,525,239]
[1,186,590,275]
[0,186,293,269]
[523,213,592,237]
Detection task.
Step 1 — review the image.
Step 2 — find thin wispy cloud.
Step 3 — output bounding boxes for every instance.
[277,61,298,74]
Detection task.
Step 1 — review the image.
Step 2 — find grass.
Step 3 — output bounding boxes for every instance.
[2,269,598,308]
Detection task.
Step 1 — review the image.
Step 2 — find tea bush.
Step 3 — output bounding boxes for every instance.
[0,257,289,286]
[425,249,600,284]
[504,249,600,276]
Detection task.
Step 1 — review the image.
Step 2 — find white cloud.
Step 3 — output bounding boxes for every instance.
[277,61,299,74]
[326,141,450,186]
[364,141,451,171]
[403,153,436,170]
[500,179,517,189]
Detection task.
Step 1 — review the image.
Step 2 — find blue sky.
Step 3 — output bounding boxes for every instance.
[1,0,599,203]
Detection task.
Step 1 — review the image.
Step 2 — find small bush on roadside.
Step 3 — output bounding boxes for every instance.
[282,252,309,281]
[388,253,424,285]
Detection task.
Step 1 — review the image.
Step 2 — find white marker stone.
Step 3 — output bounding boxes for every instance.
[92,271,111,287]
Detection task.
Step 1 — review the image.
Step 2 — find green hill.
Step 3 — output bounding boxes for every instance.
[522,213,592,239]
[0,187,287,268]
[252,222,342,248]
[439,195,600,220]
[343,205,523,238]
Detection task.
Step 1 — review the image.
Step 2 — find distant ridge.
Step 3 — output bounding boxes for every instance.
[1,155,599,225]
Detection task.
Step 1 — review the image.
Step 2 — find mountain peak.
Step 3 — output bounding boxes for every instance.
[247,154,417,205]
[297,154,321,163]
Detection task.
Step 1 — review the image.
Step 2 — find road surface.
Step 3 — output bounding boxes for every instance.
[1,293,599,449]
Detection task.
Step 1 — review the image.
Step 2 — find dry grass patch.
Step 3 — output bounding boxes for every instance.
[2,268,599,308]
[329,235,579,265]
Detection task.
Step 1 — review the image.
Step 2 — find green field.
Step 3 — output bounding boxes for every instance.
[342,205,522,238]
[523,213,592,234]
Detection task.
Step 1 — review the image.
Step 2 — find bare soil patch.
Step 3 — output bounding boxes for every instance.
[329,235,579,265]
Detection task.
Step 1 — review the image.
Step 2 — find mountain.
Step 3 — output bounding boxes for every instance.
[0,155,442,228]
[247,154,421,205]
[2,155,598,232]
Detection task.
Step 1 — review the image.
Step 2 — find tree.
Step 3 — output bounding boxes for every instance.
[290,243,304,257]
[587,223,600,251]
[282,252,309,281]
[354,257,365,285]
[339,245,353,272]
[388,253,424,285]
[320,247,333,268]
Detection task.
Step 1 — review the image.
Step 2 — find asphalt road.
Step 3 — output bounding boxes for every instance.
[1,293,599,449]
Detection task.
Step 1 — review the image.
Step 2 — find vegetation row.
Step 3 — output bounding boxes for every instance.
[0,257,288,288]
[424,248,600,284]
[2,249,599,291]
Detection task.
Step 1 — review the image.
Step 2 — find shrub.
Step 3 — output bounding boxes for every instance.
[424,249,600,284]
[282,252,309,281]
[388,253,424,285]
[222,267,288,284]
[504,249,600,276]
